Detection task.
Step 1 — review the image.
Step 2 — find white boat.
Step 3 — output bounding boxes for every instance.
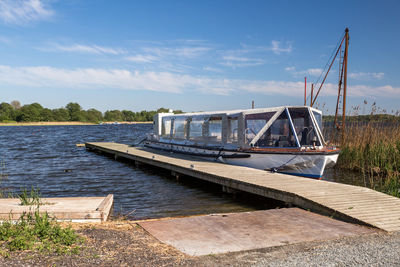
[145,106,339,178]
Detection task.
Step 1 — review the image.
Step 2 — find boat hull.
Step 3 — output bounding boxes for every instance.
[144,141,339,179]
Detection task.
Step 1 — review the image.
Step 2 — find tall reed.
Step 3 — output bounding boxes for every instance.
[328,121,400,196]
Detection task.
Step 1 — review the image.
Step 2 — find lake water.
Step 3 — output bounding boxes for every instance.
[0,124,280,220]
[0,124,367,220]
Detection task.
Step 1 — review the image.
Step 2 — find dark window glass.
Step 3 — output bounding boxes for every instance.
[289,108,321,146]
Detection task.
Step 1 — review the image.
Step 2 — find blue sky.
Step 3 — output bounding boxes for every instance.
[0,0,399,114]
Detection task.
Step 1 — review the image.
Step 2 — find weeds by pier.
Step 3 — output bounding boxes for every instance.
[0,209,83,256]
[328,121,400,197]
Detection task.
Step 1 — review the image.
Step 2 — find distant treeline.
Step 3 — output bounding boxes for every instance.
[0,101,182,123]
[323,114,400,123]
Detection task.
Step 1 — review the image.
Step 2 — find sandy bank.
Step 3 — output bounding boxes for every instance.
[0,121,96,126]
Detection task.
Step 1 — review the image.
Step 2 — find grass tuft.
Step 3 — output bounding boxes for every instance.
[18,186,42,206]
[0,209,83,255]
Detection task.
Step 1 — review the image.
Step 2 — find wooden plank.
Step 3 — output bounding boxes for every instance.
[317,197,400,205]
[97,194,114,222]
[0,195,113,223]
[328,203,400,211]
[343,209,400,217]
[307,192,387,200]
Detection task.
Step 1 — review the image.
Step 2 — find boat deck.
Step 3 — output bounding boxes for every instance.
[86,142,400,232]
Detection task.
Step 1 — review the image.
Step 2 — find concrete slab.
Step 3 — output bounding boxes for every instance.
[139,208,376,256]
[0,194,113,223]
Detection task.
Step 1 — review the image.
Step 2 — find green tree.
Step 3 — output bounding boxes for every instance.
[52,108,70,121]
[66,102,84,121]
[156,107,170,113]
[85,108,103,123]
[41,108,54,121]
[16,103,44,122]
[0,102,15,121]
[104,110,123,121]
[145,110,157,121]
[122,110,135,121]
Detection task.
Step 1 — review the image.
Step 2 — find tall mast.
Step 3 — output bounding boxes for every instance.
[341,28,349,144]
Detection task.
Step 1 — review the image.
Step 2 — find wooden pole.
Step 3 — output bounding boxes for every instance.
[304,77,307,106]
[311,84,314,107]
[341,28,349,144]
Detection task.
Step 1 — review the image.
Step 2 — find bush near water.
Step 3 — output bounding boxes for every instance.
[0,101,182,123]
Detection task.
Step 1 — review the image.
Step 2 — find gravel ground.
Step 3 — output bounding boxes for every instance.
[202,231,400,266]
[0,221,399,266]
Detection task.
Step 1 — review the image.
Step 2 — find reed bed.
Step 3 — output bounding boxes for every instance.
[327,122,400,197]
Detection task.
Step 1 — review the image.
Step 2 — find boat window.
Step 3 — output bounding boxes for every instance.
[161,118,172,138]
[188,118,203,140]
[312,111,323,131]
[245,112,275,144]
[207,117,222,142]
[227,117,238,144]
[256,111,297,147]
[289,108,321,146]
[172,118,187,139]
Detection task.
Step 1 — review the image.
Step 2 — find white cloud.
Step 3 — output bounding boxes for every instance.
[0,65,398,98]
[0,65,185,93]
[349,72,384,80]
[346,84,399,97]
[222,56,252,62]
[203,66,222,72]
[270,40,292,54]
[0,0,53,25]
[220,55,264,68]
[125,54,159,63]
[286,67,323,77]
[142,46,211,59]
[50,44,124,55]
[306,68,323,76]
[122,43,214,72]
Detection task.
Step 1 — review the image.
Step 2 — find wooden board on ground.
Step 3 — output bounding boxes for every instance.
[0,194,113,223]
[139,208,375,256]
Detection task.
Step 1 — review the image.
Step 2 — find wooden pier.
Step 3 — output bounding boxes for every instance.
[86,142,400,232]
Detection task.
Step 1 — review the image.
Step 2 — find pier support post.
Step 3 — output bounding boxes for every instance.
[171,171,180,181]
[222,186,238,194]
[285,202,293,208]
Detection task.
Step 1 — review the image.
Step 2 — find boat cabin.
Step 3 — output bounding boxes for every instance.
[152,106,325,150]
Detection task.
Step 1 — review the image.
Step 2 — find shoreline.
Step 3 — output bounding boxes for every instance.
[0,121,152,126]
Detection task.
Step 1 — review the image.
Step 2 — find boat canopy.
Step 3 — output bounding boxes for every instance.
[153,106,324,149]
